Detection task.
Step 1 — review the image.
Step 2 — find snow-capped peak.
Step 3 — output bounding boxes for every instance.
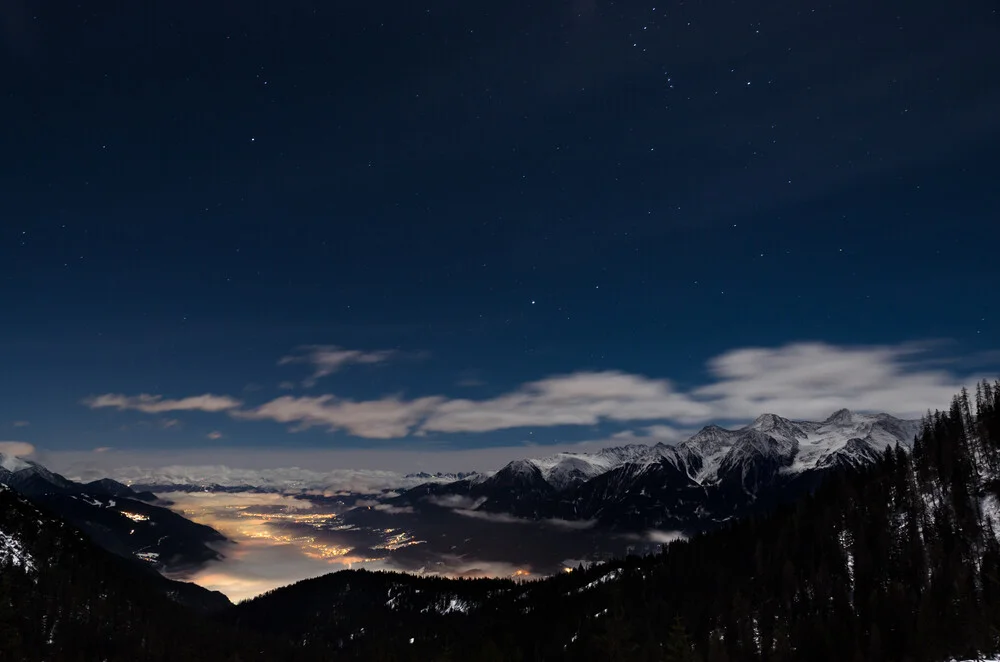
[523,444,656,490]
[680,425,738,456]
[0,452,31,473]
[752,413,784,428]
[748,413,807,440]
[824,408,855,425]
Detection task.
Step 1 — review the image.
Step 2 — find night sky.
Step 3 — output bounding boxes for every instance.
[2,0,998,469]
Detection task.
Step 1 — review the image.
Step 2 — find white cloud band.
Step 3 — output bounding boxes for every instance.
[84,341,989,439]
[84,393,243,414]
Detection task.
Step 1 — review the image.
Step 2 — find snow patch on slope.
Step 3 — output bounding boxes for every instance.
[0,529,33,571]
[574,568,623,594]
[528,445,655,489]
[981,495,1000,538]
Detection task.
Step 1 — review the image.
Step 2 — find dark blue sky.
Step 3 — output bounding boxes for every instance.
[2,0,998,463]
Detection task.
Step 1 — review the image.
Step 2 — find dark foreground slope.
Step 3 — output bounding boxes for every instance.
[0,485,317,662]
[226,381,1000,662]
[0,456,226,573]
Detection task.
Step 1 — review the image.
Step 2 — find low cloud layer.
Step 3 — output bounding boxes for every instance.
[55,461,438,493]
[161,490,546,602]
[83,341,988,442]
[162,491,384,602]
[424,494,488,510]
[42,437,666,485]
[452,508,597,531]
[645,530,687,544]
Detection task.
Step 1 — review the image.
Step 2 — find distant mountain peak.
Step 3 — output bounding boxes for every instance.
[825,408,855,425]
[0,452,32,473]
[681,424,739,459]
[489,459,547,485]
[751,413,790,430]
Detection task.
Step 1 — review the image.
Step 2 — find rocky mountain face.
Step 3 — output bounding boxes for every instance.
[396,409,921,532]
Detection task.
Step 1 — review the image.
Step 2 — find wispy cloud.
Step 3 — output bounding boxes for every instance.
[207,431,225,440]
[81,341,989,441]
[372,504,415,514]
[422,371,713,433]
[11,421,29,428]
[424,495,488,510]
[693,341,974,420]
[0,441,35,457]
[234,394,444,439]
[645,530,686,544]
[279,345,398,387]
[620,530,688,545]
[452,509,596,530]
[84,393,243,414]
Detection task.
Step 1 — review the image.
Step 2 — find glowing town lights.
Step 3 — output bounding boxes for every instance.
[236,511,339,524]
[302,544,353,560]
[372,531,426,551]
[120,511,150,522]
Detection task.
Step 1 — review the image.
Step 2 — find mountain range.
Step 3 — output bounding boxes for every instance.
[396,409,920,533]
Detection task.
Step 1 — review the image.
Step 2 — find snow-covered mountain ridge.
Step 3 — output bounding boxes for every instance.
[395,409,922,532]
[514,409,920,491]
